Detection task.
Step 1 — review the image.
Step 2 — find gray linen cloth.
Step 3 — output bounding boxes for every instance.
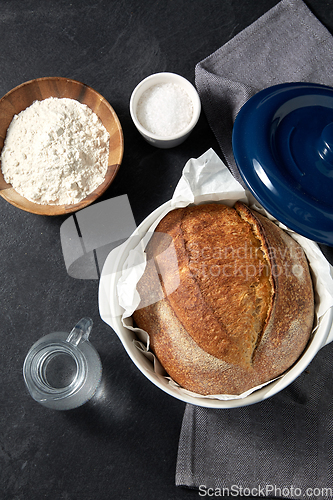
[176,0,333,496]
[176,346,333,498]
[195,0,333,185]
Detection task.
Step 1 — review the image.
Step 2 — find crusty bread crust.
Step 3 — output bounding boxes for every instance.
[133,203,314,395]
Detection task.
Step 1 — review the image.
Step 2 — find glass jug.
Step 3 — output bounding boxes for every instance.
[23,317,102,410]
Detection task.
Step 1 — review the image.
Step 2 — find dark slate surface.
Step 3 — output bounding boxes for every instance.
[0,1,332,499]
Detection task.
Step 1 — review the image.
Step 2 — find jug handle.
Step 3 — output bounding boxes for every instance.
[66,317,93,346]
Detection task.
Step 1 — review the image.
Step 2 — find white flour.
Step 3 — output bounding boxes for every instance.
[1,97,110,205]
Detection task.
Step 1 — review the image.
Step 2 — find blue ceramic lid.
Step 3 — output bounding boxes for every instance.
[232,82,333,246]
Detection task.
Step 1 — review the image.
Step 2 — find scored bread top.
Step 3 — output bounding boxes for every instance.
[151,203,274,369]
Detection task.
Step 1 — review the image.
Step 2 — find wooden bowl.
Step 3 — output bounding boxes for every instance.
[0,77,124,215]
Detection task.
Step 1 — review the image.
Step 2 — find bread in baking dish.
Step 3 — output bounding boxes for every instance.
[133,202,314,395]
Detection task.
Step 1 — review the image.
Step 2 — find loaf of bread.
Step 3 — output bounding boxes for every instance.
[133,202,314,396]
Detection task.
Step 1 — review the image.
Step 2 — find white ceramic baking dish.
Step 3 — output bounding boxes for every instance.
[99,199,333,409]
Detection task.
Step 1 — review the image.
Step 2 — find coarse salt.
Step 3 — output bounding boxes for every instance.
[1,97,110,205]
[136,82,193,137]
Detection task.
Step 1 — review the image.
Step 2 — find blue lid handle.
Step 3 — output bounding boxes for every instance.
[318,122,333,167]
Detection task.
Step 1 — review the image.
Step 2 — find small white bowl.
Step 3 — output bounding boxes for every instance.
[130,72,201,149]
